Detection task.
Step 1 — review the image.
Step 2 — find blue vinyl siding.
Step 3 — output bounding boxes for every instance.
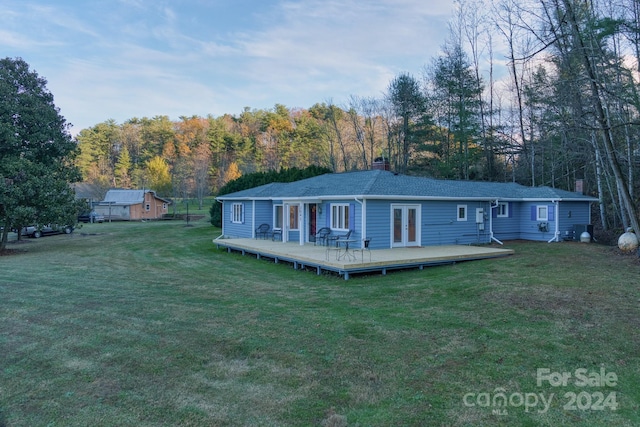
[558,202,591,238]
[254,201,273,230]
[494,202,555,241]
[223,198,593,246]
[323,201,362,246]
[518,202,542,241]
[288,230,300,241]
[365,200,493,248]
[422,201,491,246]
[518,202,555,241]
[494,201,591,242]
[364,200,391,249]
[350,203,361,244]
[321,202,330,229]
[223,201,253,238]
[492,202,521,241]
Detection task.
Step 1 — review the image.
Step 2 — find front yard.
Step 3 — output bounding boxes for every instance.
[1,220,638,426]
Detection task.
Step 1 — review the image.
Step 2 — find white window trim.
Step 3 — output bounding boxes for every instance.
[330,203,350,231]
[231,203,244,224]
[457,204,467,221]
[537,205,548,221]
[497,202,509,218]
[273,204,283,230]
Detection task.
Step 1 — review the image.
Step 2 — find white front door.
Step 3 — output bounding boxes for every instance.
[391,204,420,247]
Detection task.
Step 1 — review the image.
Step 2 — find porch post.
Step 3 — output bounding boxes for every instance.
[282,203,288,243]
[251,200,256,239]
[299,202,304,245]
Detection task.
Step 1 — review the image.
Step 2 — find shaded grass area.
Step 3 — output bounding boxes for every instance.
[1,221,639,426]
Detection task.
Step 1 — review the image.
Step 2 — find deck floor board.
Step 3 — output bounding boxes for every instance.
[214,238,514,280]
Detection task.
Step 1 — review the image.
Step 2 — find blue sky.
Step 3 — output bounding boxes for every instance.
[1,0,455,134]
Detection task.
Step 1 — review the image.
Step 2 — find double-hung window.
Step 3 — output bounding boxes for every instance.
[331,204,350,230]
[536,205,548,221]
[497,202,509,218]
[457,205,467,221]
[231,203,244,223]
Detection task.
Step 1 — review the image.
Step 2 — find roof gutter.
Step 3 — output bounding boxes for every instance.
[218,195,498,202]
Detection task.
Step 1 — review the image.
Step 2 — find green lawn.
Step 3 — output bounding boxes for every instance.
[170,197,215,216]
[1,220,638,426]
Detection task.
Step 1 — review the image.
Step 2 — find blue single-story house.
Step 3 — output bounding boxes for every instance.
[216,170,598,249]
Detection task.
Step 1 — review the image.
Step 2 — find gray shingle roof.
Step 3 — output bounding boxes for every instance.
[218,170,599,202]
[101,189,171,205]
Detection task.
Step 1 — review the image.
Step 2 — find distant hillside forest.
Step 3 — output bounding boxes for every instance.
[74,0,640,233]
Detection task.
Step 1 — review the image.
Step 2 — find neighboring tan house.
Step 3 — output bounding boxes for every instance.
[94,190,171,220]
[216,170,599,249]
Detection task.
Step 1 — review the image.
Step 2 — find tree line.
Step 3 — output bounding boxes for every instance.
[69,0,640,234]
[209,165,332,227]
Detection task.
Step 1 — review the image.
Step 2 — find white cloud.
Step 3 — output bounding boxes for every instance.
[2,0,456,132]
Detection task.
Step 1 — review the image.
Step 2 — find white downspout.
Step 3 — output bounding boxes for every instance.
[355,197,364,248]
[548,200,560,243]
[489,200,503,245]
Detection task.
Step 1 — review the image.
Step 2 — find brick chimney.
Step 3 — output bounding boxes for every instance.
[575,179,584,194]
[372,157,390,171]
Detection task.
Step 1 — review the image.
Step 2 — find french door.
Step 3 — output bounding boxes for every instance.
[392,205,420,247]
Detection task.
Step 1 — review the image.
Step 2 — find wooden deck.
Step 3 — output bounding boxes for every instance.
[214,237,514,280]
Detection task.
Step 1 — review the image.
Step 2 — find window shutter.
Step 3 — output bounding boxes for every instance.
[508,202,513,218]
[548,205,554,221]
[349,203,355,230]
[326,204,331,227]
[492,206,497,218]
[531,206,537,220]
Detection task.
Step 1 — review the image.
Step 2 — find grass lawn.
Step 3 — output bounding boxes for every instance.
[170,197,216,216]
[1,220,639,426]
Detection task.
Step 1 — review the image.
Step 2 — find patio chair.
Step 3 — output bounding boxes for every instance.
[353,237,372,262]
[328,229,352,247]
[313,227,332,246]
[255,223,271,239]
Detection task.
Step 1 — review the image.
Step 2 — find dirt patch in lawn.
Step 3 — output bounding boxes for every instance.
[0,248,27,256]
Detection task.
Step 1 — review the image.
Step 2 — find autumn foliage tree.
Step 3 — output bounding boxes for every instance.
[145,156,172,196]
[72,0,640,236]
